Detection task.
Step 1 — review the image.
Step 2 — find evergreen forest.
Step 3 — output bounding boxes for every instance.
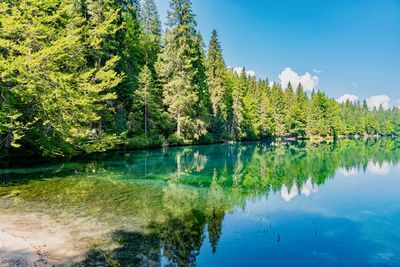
[1,0,399,158]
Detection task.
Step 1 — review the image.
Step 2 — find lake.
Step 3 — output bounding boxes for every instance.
[1,139,400,266]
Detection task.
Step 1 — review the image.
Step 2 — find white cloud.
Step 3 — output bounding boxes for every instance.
[280,184,299,202]
[367,161,391,175]
[366,95,391,110]
[338,167,359,177]
[280,178,318,202]
[337,94,359,104]
[278,67,318,91]
[313,69,322,74]
[231,67,256,77]
[300,178,318,197]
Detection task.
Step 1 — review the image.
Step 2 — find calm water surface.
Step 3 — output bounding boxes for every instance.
[1,139,400,266]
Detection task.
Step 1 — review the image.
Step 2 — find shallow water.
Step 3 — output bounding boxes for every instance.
[1,139,400,266]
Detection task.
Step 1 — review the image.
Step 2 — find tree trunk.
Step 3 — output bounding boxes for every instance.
[4,130,12,149]
[176,111,181,137]
[144,106,148,136]
[144,88,148,136]
[98,121,102,136]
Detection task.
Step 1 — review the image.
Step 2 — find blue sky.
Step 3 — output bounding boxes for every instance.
[155,0,400,108]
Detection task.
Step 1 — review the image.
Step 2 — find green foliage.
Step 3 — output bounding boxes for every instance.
[197,133,215,144]
[0,0,122,157]
[1,0,399,158]
[141,0,162,68]
[126,133,164,149]
[156,0,208,141]
[307,92,339,138]
[168,133,185,146]
[224,70,245,139]
[271,83,287,136]
[206,30,227,139]
[129,65,162,136]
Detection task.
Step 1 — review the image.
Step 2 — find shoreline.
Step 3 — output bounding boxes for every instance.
[0,135,396,168]
[0,228,47,267]
[0,212,119,266]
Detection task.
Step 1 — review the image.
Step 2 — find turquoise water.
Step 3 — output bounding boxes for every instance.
[1,139,400,266]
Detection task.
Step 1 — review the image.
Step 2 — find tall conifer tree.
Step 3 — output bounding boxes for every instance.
[157,0,208,140]
[206,30,227,137]
[141,0,162,69]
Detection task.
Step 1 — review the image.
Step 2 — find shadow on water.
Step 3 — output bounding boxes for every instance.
[76,208,224,267]
[78,230,162,267]
[74,213,382,267]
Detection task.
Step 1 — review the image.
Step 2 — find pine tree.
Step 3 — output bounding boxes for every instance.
[0,0,122,156]
[206,30,227,138]
[291,84,308,137]
[83,0,120,67]
[258,80,274,137]
[307,92,338,138]
[121,0,164,138]
[113,0,144,114]
[131,65,161,135]
[192,32,211,129]
[157,0,207,140]
[228,71,245,139]
[272,83,287,136]
[79,0,136,135]
[326,98,340,137]
[141,0,162,69]
[307,92,324,138]
[242,77,261,139]
[284,82,296,135]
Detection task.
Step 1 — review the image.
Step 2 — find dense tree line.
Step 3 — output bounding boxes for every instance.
[1,0,399,157]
